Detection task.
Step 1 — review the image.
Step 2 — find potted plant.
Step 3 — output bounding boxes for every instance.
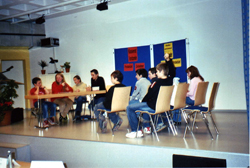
[38,60,48,74]
[0,80,18,126]
[63,62,71,73]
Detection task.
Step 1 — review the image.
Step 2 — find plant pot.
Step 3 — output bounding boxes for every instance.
[0,110,12,126]
[41,70,46,74]
[65,68,70,73]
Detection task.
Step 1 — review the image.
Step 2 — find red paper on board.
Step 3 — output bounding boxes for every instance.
[128,47,138,62]
[135,63,145,71]
[124,63,134,71]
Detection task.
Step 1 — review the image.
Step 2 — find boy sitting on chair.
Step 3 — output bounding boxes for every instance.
[30,77,57,128]
[126,63,172,138]
[93,70,125,133]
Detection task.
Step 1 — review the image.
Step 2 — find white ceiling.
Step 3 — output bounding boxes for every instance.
[0,0,127,24]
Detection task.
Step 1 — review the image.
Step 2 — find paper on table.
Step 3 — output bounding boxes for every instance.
[30,161,64,168]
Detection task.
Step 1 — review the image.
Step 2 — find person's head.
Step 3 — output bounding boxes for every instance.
[32,77,41,86]
[111,70,123,84]
[186,65,204,81]
[90,69,99,80]
[156,63,169,79]
[73,75,81,85]
[55,73,65,84]
[135,68,148,80]
[148,67,157,80]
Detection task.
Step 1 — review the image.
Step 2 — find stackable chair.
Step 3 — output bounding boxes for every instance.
[186,82,220,140]
[182,81,209,138]
[135,85,174,141]
[97,86,131,135]
[169,83,190,129]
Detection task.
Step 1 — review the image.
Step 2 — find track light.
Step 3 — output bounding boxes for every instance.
[96,1,108,11]
[36,14,45,24]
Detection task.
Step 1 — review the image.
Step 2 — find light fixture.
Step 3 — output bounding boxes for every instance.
[96,1,108,11]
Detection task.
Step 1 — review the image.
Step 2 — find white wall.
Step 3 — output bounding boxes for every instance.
[29,0,246,110]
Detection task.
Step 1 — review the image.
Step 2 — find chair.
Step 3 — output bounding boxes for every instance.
[98,86,131,135]
[187,82,220,140]
[135,85,174,141]
[169,83,189,132]
[182,81,209,138]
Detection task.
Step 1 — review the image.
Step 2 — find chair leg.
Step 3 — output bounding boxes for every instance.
[149,115,159,141]
[107,115,114,136]
[165,111,177,136]
[209,112,219,135]
[182,110,192,138]
[201,113,214,140]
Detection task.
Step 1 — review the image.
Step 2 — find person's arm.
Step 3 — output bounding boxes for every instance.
[63,82,73,92]
[165,59,176,78]
[99,77,106,91]
[131,81,140,100]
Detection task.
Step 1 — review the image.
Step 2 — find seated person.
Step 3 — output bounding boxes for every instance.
[72,75,87,122]
[126,63,172,138]
[30,77,57,128]
[186,65,204,105]
[87,69,106,111]
[130,68,151,104]
[51,73,73,123]
[93,70,125,133]
[148,67,157,83]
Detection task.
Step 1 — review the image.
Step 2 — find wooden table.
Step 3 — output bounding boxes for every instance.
[16,161,31,168]
[25,90,106,128]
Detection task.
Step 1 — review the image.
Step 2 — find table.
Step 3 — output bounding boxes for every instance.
[25,90,106,128]
[16,161,31,168]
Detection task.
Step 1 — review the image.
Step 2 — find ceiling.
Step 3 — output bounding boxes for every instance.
[0,0,127,24]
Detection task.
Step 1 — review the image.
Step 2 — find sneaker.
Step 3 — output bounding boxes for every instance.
[48,117,56,126]
[101,120,108,133]
[143,127,151,134]
[126,130,143,138]
[43,120,49,128]
[156,123,167,132]
[112,118,123,131]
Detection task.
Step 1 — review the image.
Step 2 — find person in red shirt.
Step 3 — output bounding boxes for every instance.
[52,73,73,123]
[30,77,57,128]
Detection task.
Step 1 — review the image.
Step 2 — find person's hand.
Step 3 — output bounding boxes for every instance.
[62,82,65,86]
[86,86,91,91]
[164,53,170,61]
[76,89,80,92]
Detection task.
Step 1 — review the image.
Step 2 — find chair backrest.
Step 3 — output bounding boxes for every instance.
[208,82,220,111]
[173,83,189,110]
[111,86,131,112]
[194,81,209,106]
[155,85,174,114]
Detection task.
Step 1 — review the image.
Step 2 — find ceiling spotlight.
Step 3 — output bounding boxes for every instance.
[96,1,108,11]
[36,14,45,24]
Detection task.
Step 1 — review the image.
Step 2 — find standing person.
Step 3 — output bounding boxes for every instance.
[72,75,87,122]
[186,65,204,105]
[93,70,125,133]
[126,63,172,138]
[164,53,176,84]
[130,68,151,104]
[87,69,106,111]
[52,73,73,123]
[30,77,57,128]
[148,67,157,83]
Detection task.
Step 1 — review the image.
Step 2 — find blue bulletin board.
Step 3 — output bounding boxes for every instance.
[153,39,187,82]
[114,45,151,91]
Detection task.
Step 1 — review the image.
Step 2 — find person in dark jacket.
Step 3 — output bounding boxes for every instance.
[126,63,172,138]
[164,53,176,84]
[93,70,125,133]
